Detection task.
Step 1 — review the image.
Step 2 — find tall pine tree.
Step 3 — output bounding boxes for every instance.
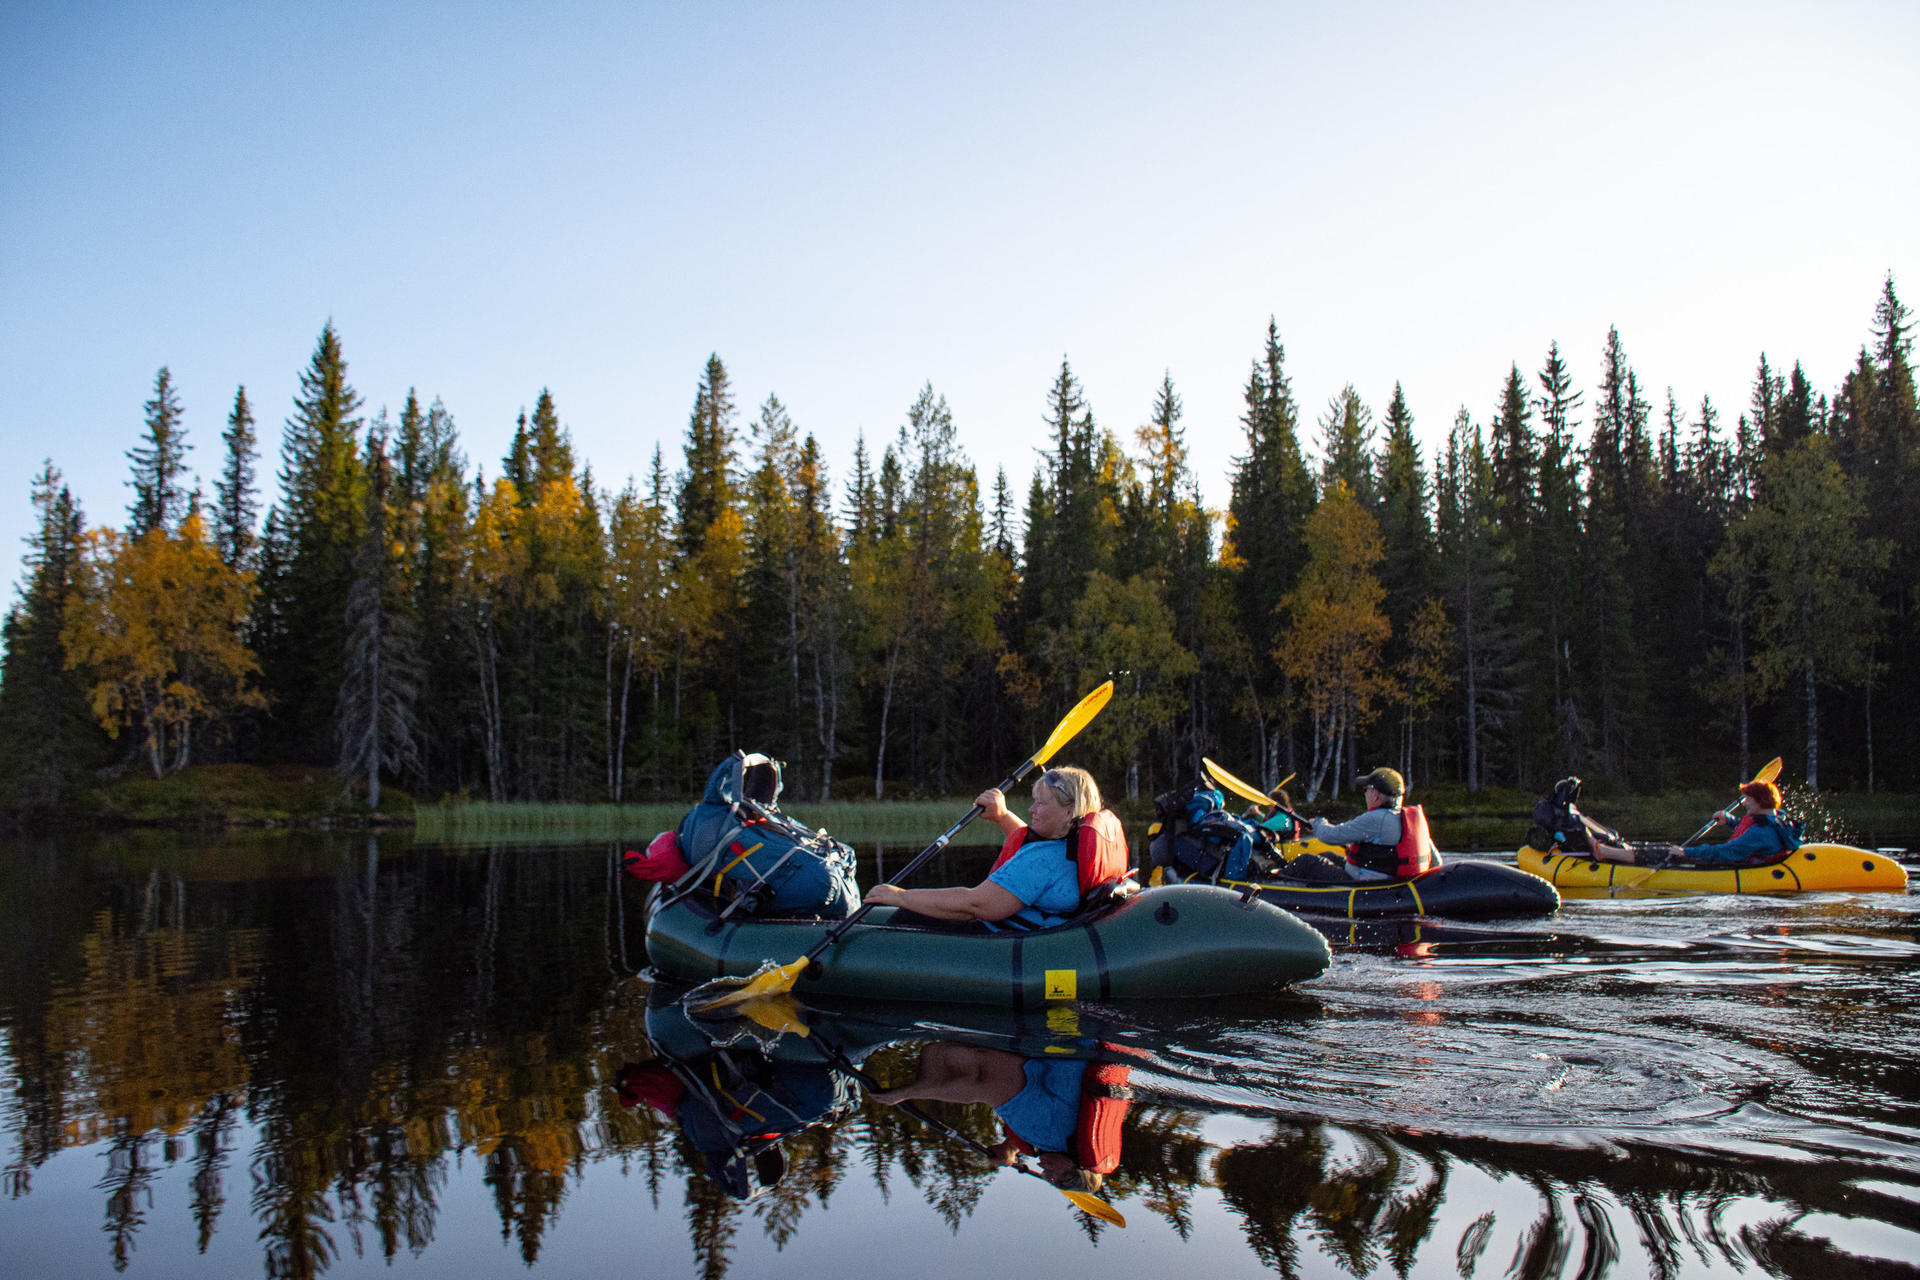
[336,424,422,807]
[1224,320,1315,785]
[213,386,257,570]
[0,464,100,806]
[128,367,190,538]
[253,322,366,763]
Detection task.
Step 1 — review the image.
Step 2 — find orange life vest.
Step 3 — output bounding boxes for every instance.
[989,809,1131,899]
[1394,805,1441,877]
[1345,803,1441,879]
[1002,1060,1133,1175]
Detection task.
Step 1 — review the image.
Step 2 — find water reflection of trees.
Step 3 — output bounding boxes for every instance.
[3,834,1916,1279]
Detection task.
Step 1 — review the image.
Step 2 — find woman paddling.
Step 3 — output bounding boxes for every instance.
[1592,780,1800,867]
[862,766,1120,930]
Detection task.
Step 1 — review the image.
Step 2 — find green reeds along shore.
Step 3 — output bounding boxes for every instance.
[412,799,1015,847]
[410,789,1920,851]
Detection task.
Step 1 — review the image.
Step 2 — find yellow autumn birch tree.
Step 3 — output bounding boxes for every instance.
[1275,482,1394,799]
[63,511,265,777]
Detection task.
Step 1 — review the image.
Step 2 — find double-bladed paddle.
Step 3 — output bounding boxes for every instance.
[1201,758,1297,817]
[687,680,1115,1013]
[1681,757,1783,847]
[1595,756,1786,891]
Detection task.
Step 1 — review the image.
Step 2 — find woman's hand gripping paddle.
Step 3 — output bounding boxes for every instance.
[686,680,1115,1014]
[1681,757,1782,847]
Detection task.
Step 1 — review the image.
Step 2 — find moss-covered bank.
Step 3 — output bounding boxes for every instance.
[6,763,413,830]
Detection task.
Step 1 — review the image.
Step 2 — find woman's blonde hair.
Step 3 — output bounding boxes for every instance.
[1036,766,1101,819]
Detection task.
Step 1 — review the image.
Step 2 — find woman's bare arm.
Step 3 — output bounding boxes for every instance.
[862,880,1025,921]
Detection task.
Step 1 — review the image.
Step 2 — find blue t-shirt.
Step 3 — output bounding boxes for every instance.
[995,1057,1087,1153]
[987,836,1082,930]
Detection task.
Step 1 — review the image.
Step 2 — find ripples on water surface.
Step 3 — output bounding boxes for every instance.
[0,835,1914,1279]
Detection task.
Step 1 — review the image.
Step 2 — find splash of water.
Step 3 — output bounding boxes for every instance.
[1776,783,1845,844]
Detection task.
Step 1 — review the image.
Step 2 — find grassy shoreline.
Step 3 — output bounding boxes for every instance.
[13,764,1919,851]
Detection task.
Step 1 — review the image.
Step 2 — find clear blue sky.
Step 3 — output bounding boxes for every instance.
[4,1,1916,590]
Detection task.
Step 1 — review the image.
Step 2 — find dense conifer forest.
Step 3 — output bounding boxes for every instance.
[2,277,1914,811]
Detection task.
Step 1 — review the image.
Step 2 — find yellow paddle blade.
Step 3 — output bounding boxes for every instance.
[1273,772,1296,793]
[1202,757,1273,809]
[735,992,812,1038]
[1034,681,1114,766]
[1754,757,1782,786]
[687,957,811,1012]
[1611,864,1659,890]
[1062,1187,1127,1226]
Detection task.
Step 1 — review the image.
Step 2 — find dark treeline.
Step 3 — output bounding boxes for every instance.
[2,277,1915,810]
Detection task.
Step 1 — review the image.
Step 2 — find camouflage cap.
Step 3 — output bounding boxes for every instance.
[1354,767,1406,799]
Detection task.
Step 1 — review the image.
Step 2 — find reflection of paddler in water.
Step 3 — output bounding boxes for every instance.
[614,1045,854,1201]
[871,1043,1133,1194]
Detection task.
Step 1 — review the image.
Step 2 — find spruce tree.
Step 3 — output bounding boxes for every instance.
[525,389,574,500]
[1436,412,1518,790]
[1864,275,1919,783]
[253,321,366,763]
[1579,327,1652,779]
[128,366,190,538]
[410,395,470,796]
[1022,358,1111,652]
[989,466,1016,562]
[676,355,738,558]
[501,410,532,496]
[792,433,850,800]
[1315,385,1374,505]
[842,431,878,549]
[213,386,258,570]
[894,384,994,792]
[1375,382,1435,662]
[1530,342,1586,774]
[0,464,99,807]
[1487,365,1545,779]
[337,427,422,807]
[1490,365,1536,522]
[739,393,804,765]
[1225,320,1314,784]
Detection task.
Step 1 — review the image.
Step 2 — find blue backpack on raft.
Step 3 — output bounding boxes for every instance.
[670,751,860,919]
[1147,783,1264,883]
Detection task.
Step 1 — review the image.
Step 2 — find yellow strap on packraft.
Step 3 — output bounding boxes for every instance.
[714,842,765,895]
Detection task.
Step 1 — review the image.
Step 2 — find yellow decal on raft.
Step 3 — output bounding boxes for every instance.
[1044,970,1078,1000]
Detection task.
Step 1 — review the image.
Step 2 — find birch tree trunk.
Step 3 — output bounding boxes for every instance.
[1734,617,1750,781]
[1804,659,1819,791]
[1865,665,1875,794]
[614,639,634,804]
[604,625,616,799]
[874,643,899,799]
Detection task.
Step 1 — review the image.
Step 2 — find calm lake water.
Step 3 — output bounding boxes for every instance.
[1,831,1915,1279]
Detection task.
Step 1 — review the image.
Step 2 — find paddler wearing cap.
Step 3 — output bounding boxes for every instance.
[1308,767,1412,882]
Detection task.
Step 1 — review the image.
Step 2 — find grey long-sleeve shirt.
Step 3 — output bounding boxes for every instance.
[1310,807,1403,846]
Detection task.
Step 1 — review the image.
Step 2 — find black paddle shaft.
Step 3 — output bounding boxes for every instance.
[808,1036,999,1159]
[796,755,1044,969]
